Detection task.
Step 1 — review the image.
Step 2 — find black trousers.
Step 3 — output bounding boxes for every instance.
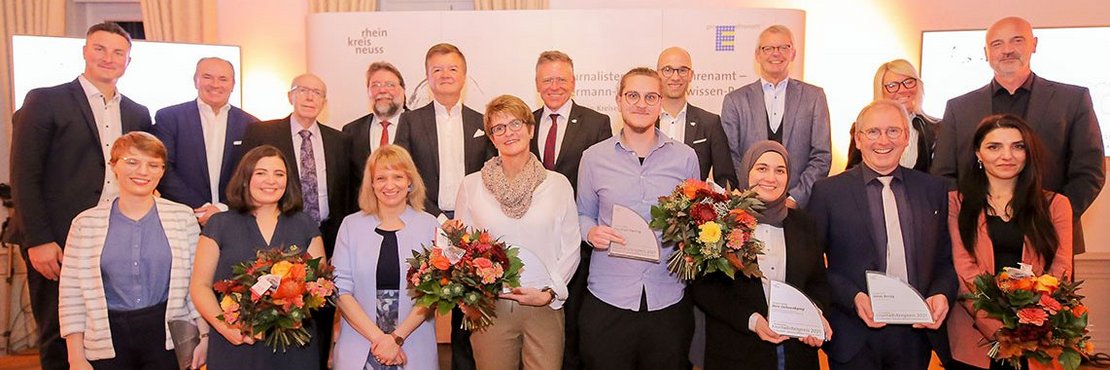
[561,242,592,370]
[578,292,693,370]
[90,301,178,370]
[312,305,336,369]
[21,247,68,370]
[450,307,476,370]
[947,359,1027,370]
[828,325,931,370]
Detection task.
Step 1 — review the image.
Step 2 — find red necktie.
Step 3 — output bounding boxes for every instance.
[543,114,559,170]
[379,120,391,147]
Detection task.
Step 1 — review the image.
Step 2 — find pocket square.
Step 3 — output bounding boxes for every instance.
[473,130,485,138]
[692,138,708,144]
[233,140,242,145]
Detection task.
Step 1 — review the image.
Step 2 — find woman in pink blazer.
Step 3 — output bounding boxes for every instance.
[946,114,1073,370]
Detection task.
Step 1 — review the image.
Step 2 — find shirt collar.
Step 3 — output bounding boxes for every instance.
[196,98,231,116]
[861,164,904,185]
[78,74,121,104]
[289,115,322,137]
[374,111,402,127]
[542,100,574,119]
[661,102,689,121]
[991,72,1035,96]
[433,99,462,118]
[615,127,673,155]
[760,77,790,91]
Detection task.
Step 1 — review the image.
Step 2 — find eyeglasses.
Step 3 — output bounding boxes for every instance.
[883,77,918,93]
[540,77,571,87]
[290,86,326,99]
[369,81,400,89]
[622,91,662,106]
[859,127,905,141]
[490,119,527,136]
[659,66,691,78]
[117,157,166,172]
[759,44,793,55]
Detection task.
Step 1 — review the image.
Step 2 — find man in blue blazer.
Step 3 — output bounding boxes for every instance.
[10,22,151,370]
[808,100,957,370]
[154,57,258,224]
[722,25,831,208]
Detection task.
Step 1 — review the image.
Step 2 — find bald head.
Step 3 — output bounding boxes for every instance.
[657,47,693,101]
[985,16,1037,79]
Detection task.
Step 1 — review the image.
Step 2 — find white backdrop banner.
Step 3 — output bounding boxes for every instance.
[307,9,805,129]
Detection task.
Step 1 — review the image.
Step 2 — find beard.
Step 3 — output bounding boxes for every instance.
[373,99,401,117]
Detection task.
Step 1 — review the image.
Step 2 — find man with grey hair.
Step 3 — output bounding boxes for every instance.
[344,60,408,194]
[721,24,831,209]
[154,57,259,224]
[931,16,1103,254]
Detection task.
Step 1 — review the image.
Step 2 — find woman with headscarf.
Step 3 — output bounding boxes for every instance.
[847,59,939,172]
[691,140,831,370]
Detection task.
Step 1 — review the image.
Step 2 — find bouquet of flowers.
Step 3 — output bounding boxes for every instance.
[406,225,523,331]
[213,245,336,352]
[965,264,1092,370]
[649,179,765,280]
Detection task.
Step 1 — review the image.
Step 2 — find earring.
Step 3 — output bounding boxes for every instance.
[408,185,414,192]
[977,159,983,169]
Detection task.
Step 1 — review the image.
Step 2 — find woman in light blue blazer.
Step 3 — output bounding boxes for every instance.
[333,145,438,370]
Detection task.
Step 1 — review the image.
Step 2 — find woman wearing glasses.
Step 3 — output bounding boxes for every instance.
[453,95,581,370]
[60,132,208,369]
[847,59,939,172]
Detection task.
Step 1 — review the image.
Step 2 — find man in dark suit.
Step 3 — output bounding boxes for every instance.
[154,57,258,224]
[808,100,957,370]
[526,50,611,370]
[240,73,350,369]
[931,16,1104,254]
[722,25,831,209]
[656,47,737,188]
[10,22,151,370]
[343,61,407,203]
[394,43,494,370]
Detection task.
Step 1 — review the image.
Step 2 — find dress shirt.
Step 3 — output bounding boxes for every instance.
[100,200,172,311]
[861,166,913,281]
[991,73,1035,118]
[455,170,581,309]
[434,101,466,211]
[78,74,123,205]
[368,111,402,153]
[754,223,787,299]
[577,128,699,311]
[538,102,573,165]
[761,78,789,133]
[289,116,330,220]
[660,103,688,144]
[197,99,231,206]
[901,116,921,169]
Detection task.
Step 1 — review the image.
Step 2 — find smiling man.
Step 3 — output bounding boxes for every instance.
[344,61,408,195]
[154,57,259,224]
[721,25,830,209]
[11,22,152,370]
[931,16,1104,254]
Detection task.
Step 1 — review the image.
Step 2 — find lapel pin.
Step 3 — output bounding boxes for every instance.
[571,118,578,124]
[690,121,697,126]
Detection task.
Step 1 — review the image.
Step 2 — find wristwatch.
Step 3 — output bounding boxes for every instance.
[391,333,405,346]
[541,287,557,306]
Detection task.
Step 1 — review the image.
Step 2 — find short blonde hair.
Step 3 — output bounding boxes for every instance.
[483,95,536,133]
[359,145,426,215]
[873,59,924,115]
[110,132,166,164]
[617,67,662,94]
[536,50,574,69]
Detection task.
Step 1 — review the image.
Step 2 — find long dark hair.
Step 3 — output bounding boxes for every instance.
[226,145,303,215]
[957,114,1058,265]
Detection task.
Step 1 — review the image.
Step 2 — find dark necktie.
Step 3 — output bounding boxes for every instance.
[379,120,391,148]
[543,113,559,170]
[298,129,321,223]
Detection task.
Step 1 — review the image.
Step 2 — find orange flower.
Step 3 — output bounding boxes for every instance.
[289,263,307,282]
[1034,275,1059,293]
[730,209,757,228]
[682,179,707,199]
[1012,277,1036,292]
[272,279,306,300]
[478,232,492,244]
[1016,307,1049,326]
[1073,305,1088,317]
[440,277,450,286]
[431,248,451,270]
[1085,342,1095,354]
[1038,294,1062,314]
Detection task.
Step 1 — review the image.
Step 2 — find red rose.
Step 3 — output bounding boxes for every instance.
[691,203,717,225]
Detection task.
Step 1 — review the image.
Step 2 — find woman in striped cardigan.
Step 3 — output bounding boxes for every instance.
[59,132,206,370]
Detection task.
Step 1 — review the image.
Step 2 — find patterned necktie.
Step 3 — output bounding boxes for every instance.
[379,120,391,148]
[298,129,321,223]
[543,114,559,170]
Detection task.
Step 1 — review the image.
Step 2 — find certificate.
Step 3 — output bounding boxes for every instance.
[767,280,826,340]
[608,204,661,262]
[866,271,933,324]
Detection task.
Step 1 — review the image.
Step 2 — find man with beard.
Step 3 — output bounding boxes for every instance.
[344,61,408,198]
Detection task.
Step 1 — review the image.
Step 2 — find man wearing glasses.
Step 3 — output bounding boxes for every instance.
[576,67,699,370]
[931,16,1103,254]
[656,47,737,188]
[240,73,351,369]
[527,50,612,370]
[344,61,408,196]
[721,24,831,209]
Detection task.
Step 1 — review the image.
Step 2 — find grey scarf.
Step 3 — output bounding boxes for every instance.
[480,154,547,219]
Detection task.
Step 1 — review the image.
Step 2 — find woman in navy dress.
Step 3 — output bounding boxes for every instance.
[190,145,327,369]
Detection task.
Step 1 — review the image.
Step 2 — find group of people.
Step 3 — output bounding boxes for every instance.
[8,13,1103,370]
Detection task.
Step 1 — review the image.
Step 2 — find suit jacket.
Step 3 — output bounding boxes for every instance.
[10,79,151,248]
[690,209,829,370]
[806,165,957,364]
[931,75,1104,253]
[529,101,612,194]
[240,116,351,257]
[342,108,410,207]
[659,103,738,188]
[153,100,259,208]
[395,102,496,216]
[946,191,1073,367]
[846,114,939,173]
[721,80,831,207]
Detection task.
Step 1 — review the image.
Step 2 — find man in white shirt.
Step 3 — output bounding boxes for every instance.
[394,43,495,370]
[343,61,408,199]
[154,57,259,225]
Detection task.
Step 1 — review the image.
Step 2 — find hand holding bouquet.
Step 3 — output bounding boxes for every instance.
[965,264,1092,370]
[650,179,765,280]
[213,245,336,352]
[406,224,522,331]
